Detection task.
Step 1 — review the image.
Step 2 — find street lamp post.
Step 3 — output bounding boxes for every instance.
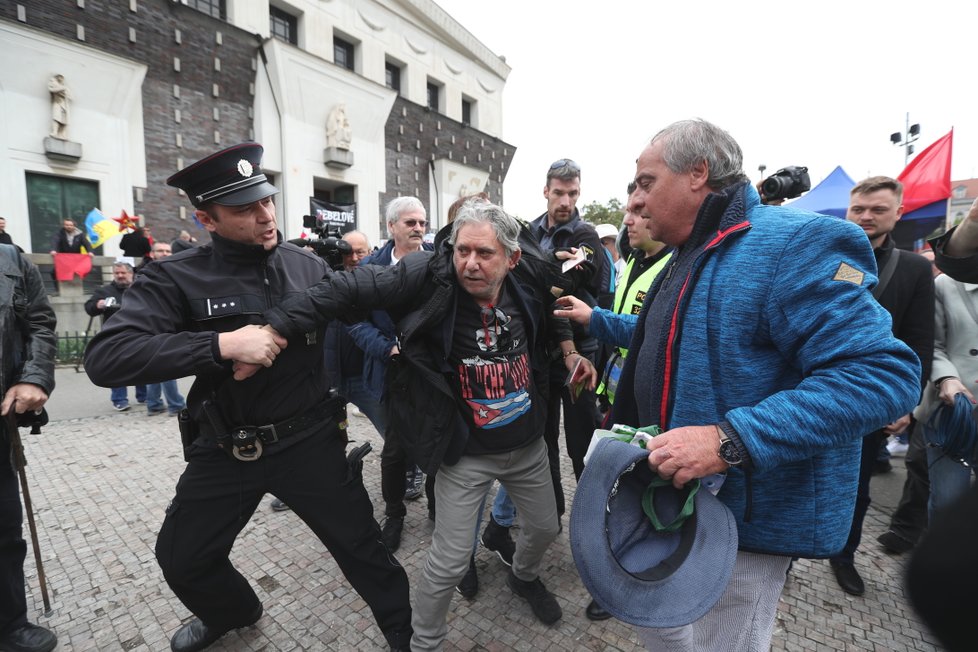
[890,113,920,166]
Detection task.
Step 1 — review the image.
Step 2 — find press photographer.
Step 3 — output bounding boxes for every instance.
[84,261,145,411]
[295,213,352,271]
[758,165,811,206]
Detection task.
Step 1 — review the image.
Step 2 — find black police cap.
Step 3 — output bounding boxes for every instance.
[166,143,279,208]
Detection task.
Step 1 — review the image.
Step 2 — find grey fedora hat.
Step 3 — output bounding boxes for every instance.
[570,438,738,628]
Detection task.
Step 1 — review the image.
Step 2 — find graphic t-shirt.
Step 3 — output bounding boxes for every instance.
[452,287,542,455]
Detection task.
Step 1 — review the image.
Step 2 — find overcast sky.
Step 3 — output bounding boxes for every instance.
[434,0,978,221]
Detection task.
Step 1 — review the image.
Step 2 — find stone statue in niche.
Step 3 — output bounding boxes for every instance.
[326,104,352,150]
[48,74,72,140]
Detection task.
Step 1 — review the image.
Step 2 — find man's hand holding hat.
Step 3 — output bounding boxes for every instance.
[646,424,730,489]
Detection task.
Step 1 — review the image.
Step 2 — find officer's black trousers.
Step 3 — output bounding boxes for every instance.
[155,424,412,644]
[0,433,28,636]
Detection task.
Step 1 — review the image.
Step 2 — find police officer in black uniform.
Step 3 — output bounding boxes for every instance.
[84,143,412,652]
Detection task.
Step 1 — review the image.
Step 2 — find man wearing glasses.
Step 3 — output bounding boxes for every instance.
[359,197,435,552]
[528,159,612,522]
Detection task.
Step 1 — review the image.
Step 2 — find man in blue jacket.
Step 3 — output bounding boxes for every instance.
[610,119,921,651]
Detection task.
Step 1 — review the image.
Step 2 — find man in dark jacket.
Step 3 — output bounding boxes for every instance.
[527,159,612,520]
[84,143,413,652]
[84,262,146,411]
[829,176,935,596]
[358,197,434,551]
[259,199,596,650]
[0,244,57,652]
[47,218,91,254]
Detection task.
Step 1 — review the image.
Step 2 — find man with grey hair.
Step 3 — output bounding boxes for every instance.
[382,196,429,262]
[254,199,596,649]
[84,261,146,411]
[361,197,435,549]
[606,119,921,650]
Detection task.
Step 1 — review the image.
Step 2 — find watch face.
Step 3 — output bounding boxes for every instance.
[719,440,742,465]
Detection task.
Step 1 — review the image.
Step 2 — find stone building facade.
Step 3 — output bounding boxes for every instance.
[0,0,514,253]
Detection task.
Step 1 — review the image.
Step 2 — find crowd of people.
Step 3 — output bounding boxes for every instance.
[1,119,976,652]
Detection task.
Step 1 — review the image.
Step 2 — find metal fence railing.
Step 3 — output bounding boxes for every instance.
[57,328,96,368]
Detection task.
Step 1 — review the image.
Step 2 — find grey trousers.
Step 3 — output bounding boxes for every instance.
[636,551,791,652]
[410,437,559,650]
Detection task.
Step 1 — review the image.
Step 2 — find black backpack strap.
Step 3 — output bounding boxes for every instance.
[872,248,900,300]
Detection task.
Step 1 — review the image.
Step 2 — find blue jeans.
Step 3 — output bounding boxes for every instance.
[146,380,186,413]
[338,377,387,438]
[927,446,976,519]
[110,385,146,407]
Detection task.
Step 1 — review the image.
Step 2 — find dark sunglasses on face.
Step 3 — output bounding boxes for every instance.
[402,219,427,229]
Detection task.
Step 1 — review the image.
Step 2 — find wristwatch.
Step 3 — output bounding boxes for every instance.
[716,424,743,467]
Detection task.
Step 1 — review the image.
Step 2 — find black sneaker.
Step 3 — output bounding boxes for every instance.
[877,530,915,554]
[455,554,479,599]
[381,516,404,552]
[0,622,57,652]
[270,498,290,512]
[481,514,515,566]
[404,465,424,501]
[507,571,562,625]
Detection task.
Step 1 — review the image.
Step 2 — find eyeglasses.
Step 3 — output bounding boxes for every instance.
[549,158,581,173]
[401,219,427,228]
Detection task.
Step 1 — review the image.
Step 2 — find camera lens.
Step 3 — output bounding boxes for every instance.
[761,176,784,198]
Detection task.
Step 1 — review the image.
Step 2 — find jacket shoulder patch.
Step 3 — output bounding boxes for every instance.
[833,262,865,285]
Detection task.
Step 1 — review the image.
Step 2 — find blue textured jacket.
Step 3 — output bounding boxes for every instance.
[611,183,921,558]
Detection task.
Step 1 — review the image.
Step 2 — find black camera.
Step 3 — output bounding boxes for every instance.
[760,166,811,202]
[301,214,353,271]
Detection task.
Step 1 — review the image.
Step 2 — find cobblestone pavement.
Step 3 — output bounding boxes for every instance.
[15,405,943,651]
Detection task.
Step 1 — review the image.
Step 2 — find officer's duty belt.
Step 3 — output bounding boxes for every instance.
[198,397,346,461]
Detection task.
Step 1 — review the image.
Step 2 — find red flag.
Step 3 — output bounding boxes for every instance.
[53,253,92,281]
[898,129,953,214]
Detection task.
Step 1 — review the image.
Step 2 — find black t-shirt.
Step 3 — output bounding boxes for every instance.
[451,287,542,455]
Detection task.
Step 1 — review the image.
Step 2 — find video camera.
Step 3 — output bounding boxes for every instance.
[760,166,811,203]
[301,214,352,271]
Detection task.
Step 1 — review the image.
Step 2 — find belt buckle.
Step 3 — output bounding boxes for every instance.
[231,427,263,462]
[257,423,279,444]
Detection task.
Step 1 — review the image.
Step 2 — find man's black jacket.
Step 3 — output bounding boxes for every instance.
[266,226,572,472]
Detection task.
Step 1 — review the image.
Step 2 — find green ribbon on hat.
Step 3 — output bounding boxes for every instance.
[641,477,701,533]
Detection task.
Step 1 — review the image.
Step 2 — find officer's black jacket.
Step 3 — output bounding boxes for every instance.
[84,232,331,430]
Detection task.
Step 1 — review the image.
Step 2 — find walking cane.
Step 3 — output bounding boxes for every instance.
[4,411,52,613]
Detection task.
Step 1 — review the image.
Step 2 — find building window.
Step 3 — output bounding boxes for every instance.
[334,36,354,71]
[426,81,441,112]
[385,61,401,94]
[186,0,223,20]
[461,98,473,126]
[270,6,297,45]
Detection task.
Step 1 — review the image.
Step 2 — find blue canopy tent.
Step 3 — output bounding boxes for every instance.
[787,165,946,248]
[787,166,855,217]
[894,199,946,247]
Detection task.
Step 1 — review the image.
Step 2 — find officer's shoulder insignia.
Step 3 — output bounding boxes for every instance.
[833,262,864,285]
